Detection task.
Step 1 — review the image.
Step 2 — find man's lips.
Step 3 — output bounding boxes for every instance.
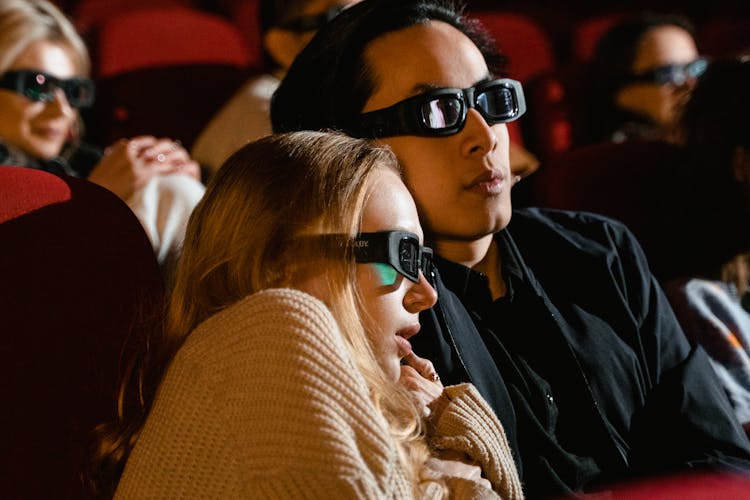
[466,170,506,194]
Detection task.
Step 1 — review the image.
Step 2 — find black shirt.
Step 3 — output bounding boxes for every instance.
[436,236,605,497]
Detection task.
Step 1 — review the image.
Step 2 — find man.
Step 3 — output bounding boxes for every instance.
[271,0,750,497]
[191,0,359,173]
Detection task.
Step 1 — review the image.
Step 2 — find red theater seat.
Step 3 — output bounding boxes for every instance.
[527,140,690,280]
[96,6,251,77]
[90,6,251,148]
[470,11,556,83]
[0,167,164,499]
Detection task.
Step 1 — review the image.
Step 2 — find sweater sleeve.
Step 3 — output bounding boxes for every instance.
[429,383,524,500]
[116,288,411,499]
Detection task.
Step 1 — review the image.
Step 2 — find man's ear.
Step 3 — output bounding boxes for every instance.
[263,28,306,70]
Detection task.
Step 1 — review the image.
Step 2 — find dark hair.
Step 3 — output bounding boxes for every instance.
[259,0,309,33]
[270,0,505,135]
[586,12,697,141]
[680,57,750,157]
[677,56,750,286]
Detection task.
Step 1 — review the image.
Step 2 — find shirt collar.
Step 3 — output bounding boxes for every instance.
[434,232,526,309]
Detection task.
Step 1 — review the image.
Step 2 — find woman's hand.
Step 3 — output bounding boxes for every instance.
[400,352,444,418]
[137,136,201,181]
[87,136,200,200]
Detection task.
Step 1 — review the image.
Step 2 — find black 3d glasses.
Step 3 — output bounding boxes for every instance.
[353,231,433,286]
[352,78,526,138]
[277,5,345,32]
[0,70,95,108]
[628,57,709,86]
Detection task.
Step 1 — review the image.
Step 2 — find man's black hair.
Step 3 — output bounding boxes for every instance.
[271,0,505,135]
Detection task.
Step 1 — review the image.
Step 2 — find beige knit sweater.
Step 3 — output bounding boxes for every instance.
[115,288,522,499]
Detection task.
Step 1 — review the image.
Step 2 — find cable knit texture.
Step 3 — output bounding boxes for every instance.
[115,288,522,499]
[432,385,524,499]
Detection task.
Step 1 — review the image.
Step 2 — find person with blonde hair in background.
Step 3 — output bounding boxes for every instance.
[91,131,523,499]
[0,0,204,270]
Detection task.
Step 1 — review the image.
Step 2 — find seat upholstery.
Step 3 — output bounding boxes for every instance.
[0,167,164,499]
[96,6,251,77]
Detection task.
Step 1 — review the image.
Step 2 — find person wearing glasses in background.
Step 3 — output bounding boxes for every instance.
[586,12,707,144]
[92,131,523,499]
[190,0,361,174]
[271,0,750,497]
[0,0,204,271]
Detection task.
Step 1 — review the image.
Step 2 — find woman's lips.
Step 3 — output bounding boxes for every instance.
[33,126,67,141]
[396,324,420,357]
[396,335,413,357]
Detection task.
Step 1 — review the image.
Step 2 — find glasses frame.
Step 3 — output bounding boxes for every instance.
[0,69,95,108]
[353,231,433,284]
[352,78,526,138]
[628,57,709,86]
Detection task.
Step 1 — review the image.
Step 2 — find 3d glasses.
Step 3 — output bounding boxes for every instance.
[353,231,433,286]
[628,57,709,86]
[352,78,526,138]
[0,70,95,108]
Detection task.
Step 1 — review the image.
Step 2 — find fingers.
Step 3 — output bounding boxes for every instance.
[116,137,201,179]
[403,352,440,383]
[140,139,183,164]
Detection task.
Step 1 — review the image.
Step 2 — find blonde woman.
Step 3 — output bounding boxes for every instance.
[92,131,522,499]
[0,0,204,268]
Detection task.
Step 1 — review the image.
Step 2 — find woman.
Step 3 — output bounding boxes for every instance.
[0,0,204,268]
[93,131,522,498]
[587,13,705,144]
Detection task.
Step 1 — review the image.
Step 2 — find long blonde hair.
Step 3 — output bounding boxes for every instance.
[91,131,440,496]
[0,0,90,75]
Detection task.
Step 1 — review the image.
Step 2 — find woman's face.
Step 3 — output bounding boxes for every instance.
[0,39,77,159]
[616,25,700,128]
[356,168,437,381]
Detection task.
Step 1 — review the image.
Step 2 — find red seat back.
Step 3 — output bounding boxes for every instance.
[96,6,251,77]
[527,140,689,279]
[470,11,556,83]
[572,13,631,62]
[0,167,164,499]
[524,63,592,161]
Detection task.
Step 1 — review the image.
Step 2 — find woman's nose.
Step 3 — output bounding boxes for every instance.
[49,88,74,115]
[404,272,438,313]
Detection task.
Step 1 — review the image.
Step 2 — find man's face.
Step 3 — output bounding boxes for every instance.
[361,21,513,245]
[273,0,362,69]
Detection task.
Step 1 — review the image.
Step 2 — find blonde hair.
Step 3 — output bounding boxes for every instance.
[0,0,90,74]
[91,131,442,496]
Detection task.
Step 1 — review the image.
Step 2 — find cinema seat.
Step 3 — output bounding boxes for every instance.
[0,167,164,499]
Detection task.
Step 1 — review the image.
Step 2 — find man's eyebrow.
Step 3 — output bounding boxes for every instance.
[407,75,494,96]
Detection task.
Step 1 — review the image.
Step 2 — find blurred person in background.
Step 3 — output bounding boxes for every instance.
[0,0,204,271]
[663,55,750,435]
[190,0,360,174]
[587,13,706,144]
